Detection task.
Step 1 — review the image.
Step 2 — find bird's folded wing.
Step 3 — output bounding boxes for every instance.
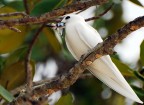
[75,22,103,49]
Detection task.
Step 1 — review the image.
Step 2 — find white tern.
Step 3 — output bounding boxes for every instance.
[61,14,143,103]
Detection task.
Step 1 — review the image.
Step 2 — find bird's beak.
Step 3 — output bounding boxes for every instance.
[56,22,65,29]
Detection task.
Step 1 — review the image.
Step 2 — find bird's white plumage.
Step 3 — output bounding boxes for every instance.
[62,14,143,104]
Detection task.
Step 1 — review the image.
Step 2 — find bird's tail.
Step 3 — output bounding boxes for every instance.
[88,55,143,104]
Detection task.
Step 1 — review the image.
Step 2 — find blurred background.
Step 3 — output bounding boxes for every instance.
[0,0,144,105]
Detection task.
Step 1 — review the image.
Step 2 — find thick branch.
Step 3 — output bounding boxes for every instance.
[9,15,144,105]
[83,16,144,64]
[0,0,107,28]
[32,16,144,95]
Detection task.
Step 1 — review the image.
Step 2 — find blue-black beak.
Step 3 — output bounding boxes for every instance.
[56,22,65,28]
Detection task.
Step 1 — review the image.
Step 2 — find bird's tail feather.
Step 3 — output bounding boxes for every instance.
[88,56,143,104]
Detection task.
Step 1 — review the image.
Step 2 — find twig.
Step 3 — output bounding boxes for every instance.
[76,8,87,14]
[25,24,45,93]
[9,15,144,105]
[33,77,58,86]
[47,3,114,29]
[11,73,93,97]
[80,73,94,79]
[0,20,21,32]
[85,3,114,22]
[7,26,21,32]
[0,12,28,17]
[23,0,30,14]
[0,0,108,28]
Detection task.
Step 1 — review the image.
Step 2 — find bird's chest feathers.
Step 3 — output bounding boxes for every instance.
[65,23,80,42]
[65,23,90,59]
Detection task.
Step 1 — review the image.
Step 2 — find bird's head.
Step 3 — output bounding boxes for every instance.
[56,15,85,29]
[61,14,85,24]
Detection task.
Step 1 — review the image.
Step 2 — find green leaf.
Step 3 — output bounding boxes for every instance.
[140,40,144,66]
[31,32,50,61]
[30,0,67,16]
[2,0,24,11]
[131,85,144,97]
[129,0,143,7]
[0,60,35,90]
[0,56,5,74]
[43,28,61,53]
[0,7,27,54]
[0,1,4,7]
[1,0,5,4]
[55,93,73,105]
[133,71,144,82]
[5,46,28,67]
[0,85,14,102]
[111,57,134,77]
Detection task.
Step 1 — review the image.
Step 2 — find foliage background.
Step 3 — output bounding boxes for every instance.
[0,0,144,105]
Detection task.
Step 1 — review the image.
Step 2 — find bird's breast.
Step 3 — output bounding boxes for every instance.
[65,24,90,60]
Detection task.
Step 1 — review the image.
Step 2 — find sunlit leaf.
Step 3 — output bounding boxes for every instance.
[0,85,14,102]
[0,26,26,54]
[131,85,144,97]
[140,40,144,66]
[55,93,73,105]
[111,57,134,77]
[0,61,35,90]
[129,0,143,7]
[0,7,27,54]
[43,28,61,53]
[30,0,67,16]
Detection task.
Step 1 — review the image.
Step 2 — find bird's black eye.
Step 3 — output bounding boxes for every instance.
[65,16,70,20]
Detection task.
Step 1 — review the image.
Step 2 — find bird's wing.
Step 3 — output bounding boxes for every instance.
[75,23,143,103]
[75,22,103,49]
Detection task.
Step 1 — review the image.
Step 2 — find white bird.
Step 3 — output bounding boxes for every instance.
[61,14,143,104]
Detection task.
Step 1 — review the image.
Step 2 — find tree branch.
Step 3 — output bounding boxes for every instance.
[47,3,114,28]
[9,15,144,105]
[23,0,30,14]
[0,12,28,17]
[83,16,144,64]
[85,3,114,22]
[0,0,108,29]
[25,24,45,93]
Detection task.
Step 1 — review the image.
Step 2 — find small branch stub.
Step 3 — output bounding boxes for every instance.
[86,61,93,65]
[95,54,102,58]
[130,25,139,30]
